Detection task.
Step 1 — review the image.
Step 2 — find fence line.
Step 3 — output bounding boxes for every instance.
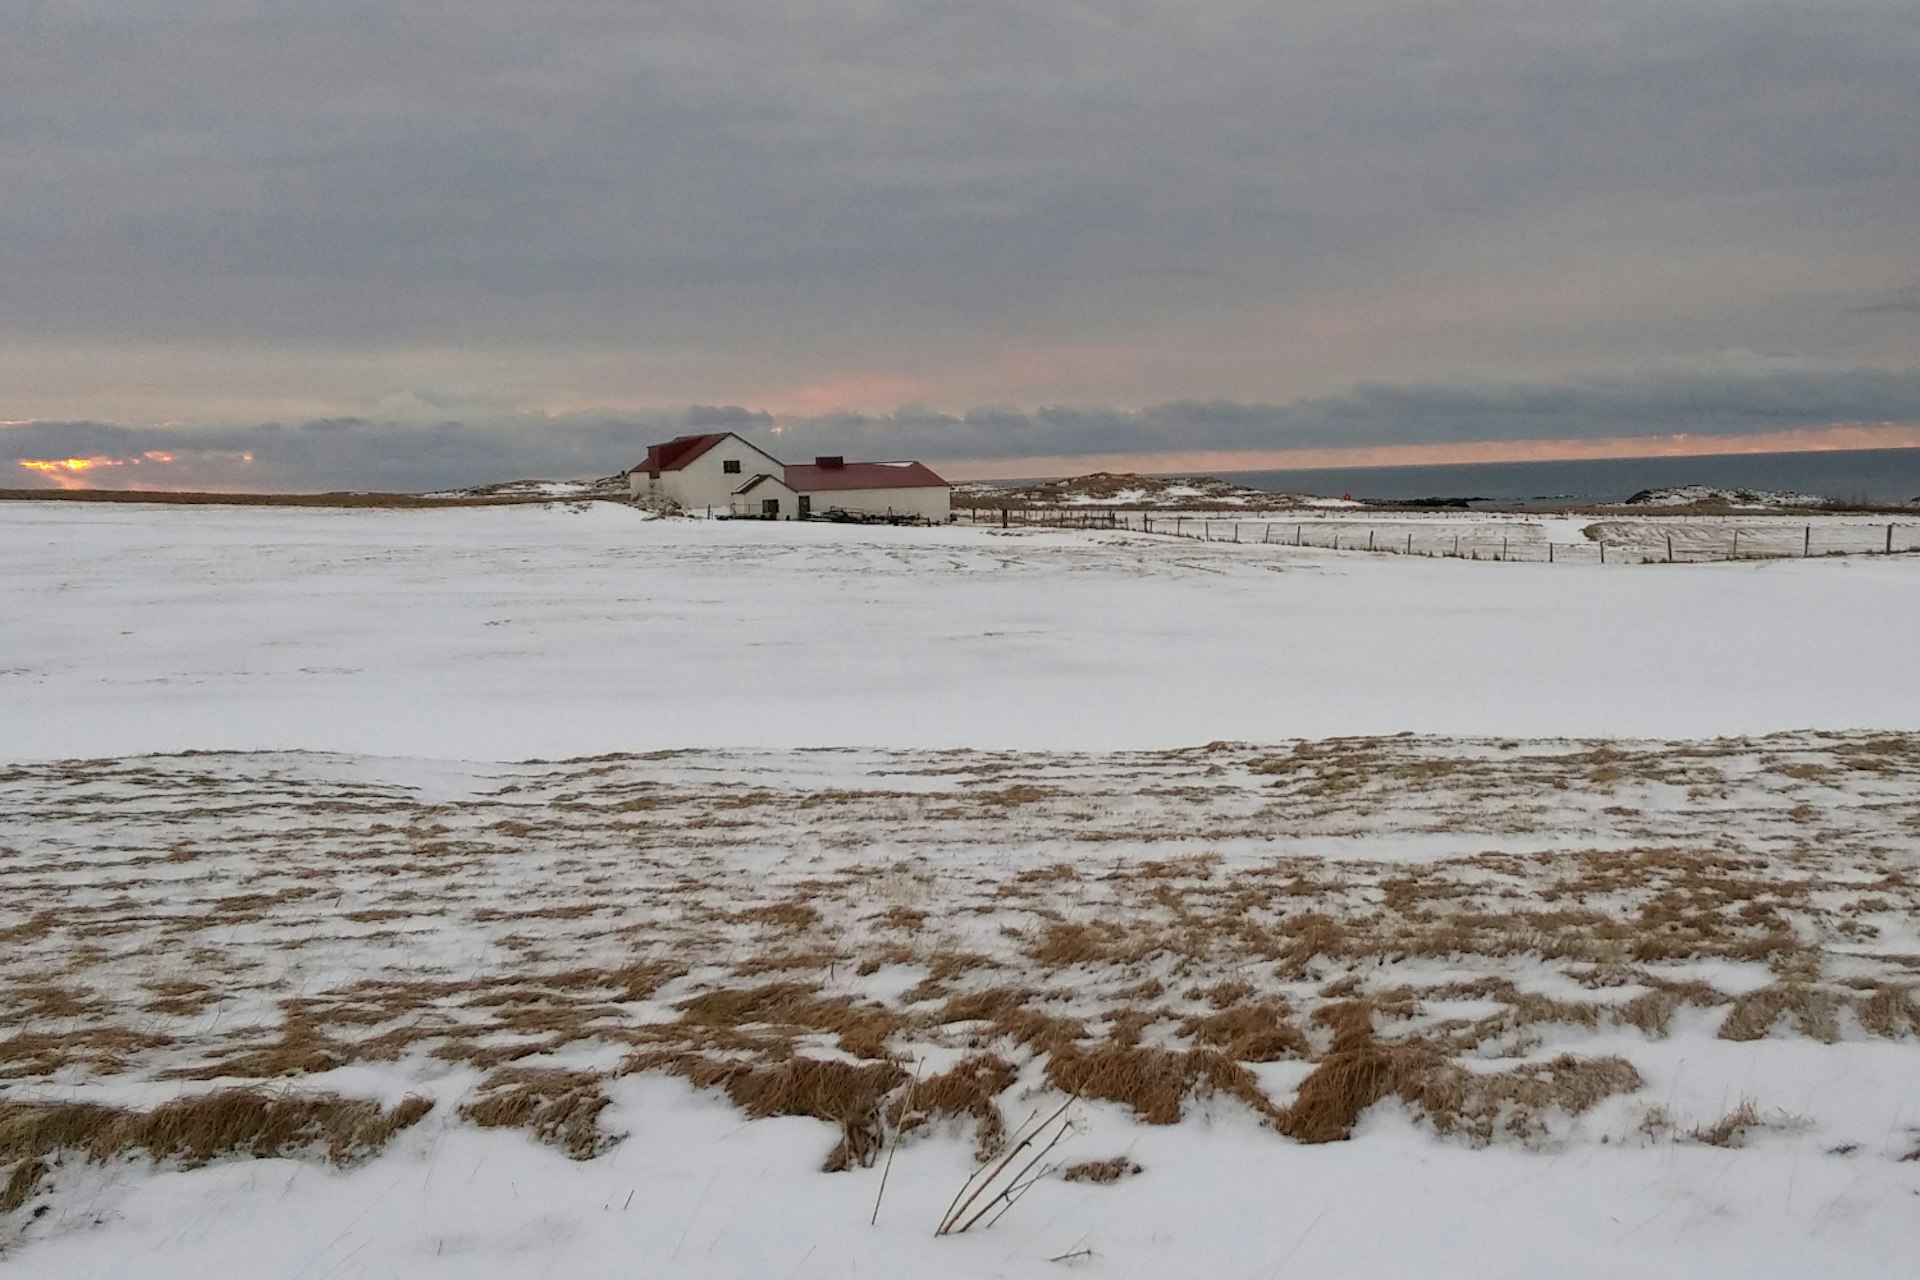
[958,506,1920,564]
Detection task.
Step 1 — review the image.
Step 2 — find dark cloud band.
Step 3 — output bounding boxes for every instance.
[8,367,1918,491]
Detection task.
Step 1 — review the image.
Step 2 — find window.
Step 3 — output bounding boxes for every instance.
[761,498,780,517]
[723,459,742,474]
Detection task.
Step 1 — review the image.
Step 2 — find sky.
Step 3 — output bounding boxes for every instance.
[3,0,1918,489]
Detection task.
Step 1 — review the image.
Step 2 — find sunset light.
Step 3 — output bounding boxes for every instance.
[11,450,238,491]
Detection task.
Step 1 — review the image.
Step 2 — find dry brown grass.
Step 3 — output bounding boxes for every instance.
[1,1090,431,1213]
[1027,920,1132,968]
[1061,1156,1142,1183]
[1718,985,1842,1043]
[1404,1054,1643,1145]
[1044,1042,1276,1125]
[0,1028,175,1081]
[1178,1000,1310,1061]
[1854,984,1920,1038]
[1273,1003,1640,1146]
[459,1068,615,1159]
[0,913,57,946]
[675,983,902,1060]
[140,979,221,1018]
[675,1057,910,1172]
[1687,1097,1808,1148]
[1616,978,1728,1036]
[6,734,1918,1176]
[169,1009,351,1079]
[1274,1004,1423,1143]
[891,1054,1018,1158]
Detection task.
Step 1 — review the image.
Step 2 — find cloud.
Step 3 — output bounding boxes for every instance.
[0,0,1915,421]
[9,367,1918,491]
[1847,288,1920,315]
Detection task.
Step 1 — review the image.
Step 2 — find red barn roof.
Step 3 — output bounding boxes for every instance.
[785,460,949,492]
[635,433,729,478]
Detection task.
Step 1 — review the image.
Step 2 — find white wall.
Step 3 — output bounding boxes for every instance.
[730,478,799,518]
[631,436,785,512]
[802,485,950,522]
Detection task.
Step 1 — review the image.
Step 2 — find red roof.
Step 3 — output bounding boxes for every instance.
[785,460,949,492]
[636,433,729,478]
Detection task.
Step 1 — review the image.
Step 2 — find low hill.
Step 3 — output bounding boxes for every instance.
[952,471,1355,510]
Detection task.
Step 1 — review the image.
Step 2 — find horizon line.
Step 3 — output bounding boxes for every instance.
[931,423,1920,482]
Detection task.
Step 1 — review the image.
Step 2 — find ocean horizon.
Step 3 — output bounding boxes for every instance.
[1204,447,1920,507]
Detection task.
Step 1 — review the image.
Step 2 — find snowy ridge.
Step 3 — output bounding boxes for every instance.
[1622,484,1833,509]
[954,471,1358,509]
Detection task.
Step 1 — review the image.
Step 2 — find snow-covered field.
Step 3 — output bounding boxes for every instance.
[3,500,1919,1277]
[5,501,1920,760]
[972,507,1920,562]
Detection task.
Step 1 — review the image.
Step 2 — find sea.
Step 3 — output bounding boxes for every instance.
[1214,448,1920,508]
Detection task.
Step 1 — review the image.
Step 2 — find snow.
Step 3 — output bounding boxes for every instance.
[4,501,1920,763]
[1625,484,1831,508]
[20,1072,1920,1280]
[5,499,1920,1277]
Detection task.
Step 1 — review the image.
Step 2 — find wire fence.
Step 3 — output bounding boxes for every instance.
[959,506,1920,564]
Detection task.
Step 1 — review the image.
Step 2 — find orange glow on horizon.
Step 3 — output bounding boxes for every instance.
[934,423,1920,482]
[13,449,255,491]
[17,456,128,490]
[18,456,124,474]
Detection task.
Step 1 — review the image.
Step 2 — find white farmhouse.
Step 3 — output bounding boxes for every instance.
[628,432,787,515]
[628,433,951,522]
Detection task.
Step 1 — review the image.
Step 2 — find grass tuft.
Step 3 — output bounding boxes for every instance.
[1,1090,432,1214]
[459,1069,616,1159]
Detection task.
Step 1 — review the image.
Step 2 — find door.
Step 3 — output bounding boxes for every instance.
[797,495,811,518]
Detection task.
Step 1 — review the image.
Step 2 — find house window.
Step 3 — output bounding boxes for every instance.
[761,498,780,517]
[723,459,742,474]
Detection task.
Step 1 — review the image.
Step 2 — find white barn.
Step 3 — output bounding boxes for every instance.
[628,434,950,522]
[783,457,950,523]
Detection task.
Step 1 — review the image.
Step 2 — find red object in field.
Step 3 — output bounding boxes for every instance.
[1341,492,1352,501]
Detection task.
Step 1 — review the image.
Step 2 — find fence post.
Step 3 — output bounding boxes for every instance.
[1233,523,1240,543]
[1599,541,1606,564]
[1666,533,1673,563]
[1731,529,1739,559]
[1501,536,1508,561]
[1368,530,1375,551]
[1406,533,1413,555]
[1889,524,1896,554]
[1001,507,1008,528]
[1296,524,1303,546]
[1549,542,1554,564]
[1804,526,1810,557]
[1453,534,1460,557]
